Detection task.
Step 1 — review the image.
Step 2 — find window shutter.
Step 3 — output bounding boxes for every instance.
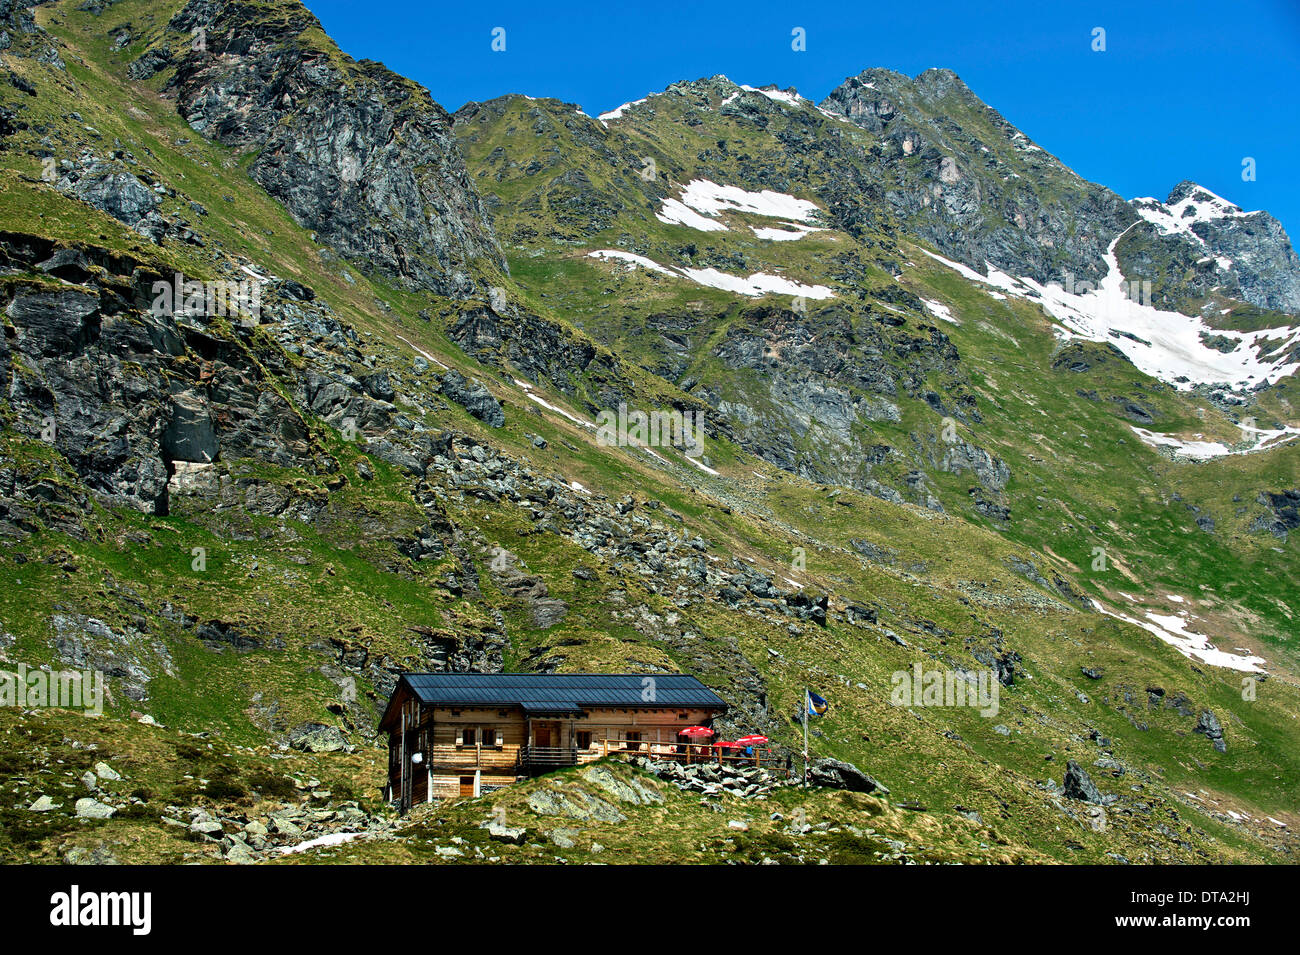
[455,728,464,746]
[495,729,504,747]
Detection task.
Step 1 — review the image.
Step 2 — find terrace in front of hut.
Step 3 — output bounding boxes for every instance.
[379,672,771,807]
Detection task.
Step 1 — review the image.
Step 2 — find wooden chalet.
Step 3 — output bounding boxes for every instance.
[379,672,728,807]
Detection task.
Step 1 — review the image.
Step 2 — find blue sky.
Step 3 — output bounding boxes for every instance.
[302,0,1300,236]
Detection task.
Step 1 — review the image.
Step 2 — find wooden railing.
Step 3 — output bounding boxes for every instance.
[424,743,520,771]
[420,739,773,776]
[518,745,579,769]
[599,738,770,768]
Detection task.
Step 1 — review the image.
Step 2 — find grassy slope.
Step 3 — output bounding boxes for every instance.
[0,1,1294,865]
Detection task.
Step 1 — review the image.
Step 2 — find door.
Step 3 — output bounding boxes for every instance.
[459,776,474,797]
[534,724,553,748]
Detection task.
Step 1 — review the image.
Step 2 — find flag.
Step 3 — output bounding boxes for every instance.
[805,689,828,717]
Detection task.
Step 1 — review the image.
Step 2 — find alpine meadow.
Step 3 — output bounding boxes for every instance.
[0,0,1297,898]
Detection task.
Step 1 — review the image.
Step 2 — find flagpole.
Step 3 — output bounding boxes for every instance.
[802,690,809,788]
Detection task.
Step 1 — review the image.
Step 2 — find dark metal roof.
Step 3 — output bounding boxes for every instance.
[399,673,727,710]
[520,701,585,715]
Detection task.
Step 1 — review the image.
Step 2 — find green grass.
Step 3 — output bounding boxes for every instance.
[0,0,1295,865]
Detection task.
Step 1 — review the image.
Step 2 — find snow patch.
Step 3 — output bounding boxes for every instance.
[921,298,959,325]
[654,179,821,236]
[918,235,1300,392]
[656,198,729,232]
[1092,600,1266,673]
[598,97,648,121]
[513,377,596,430]
[586,250,676,275]
[1130,184,1255,246]
[677,179,820,223]
[751,223,820,241]
[1130,421,1300,460]
[677,266,833,299]
[684,454,721,476]
[276,831,366,855]
[396,335,448,369]
[588,249,833,300]
[737,85,805,108]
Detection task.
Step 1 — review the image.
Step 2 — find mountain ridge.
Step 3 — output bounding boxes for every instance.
[0,0,1297,867]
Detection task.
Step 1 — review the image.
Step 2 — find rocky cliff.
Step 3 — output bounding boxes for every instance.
[0,0,1297,868]
[157,0,504,296]
[1123,181,1300,315]
[819,68,1138,286]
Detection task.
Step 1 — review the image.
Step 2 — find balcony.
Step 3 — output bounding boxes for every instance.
[517,745,580,772]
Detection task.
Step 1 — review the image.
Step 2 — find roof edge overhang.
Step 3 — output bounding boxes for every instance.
[377,675,415,734]
[415,700,728,711]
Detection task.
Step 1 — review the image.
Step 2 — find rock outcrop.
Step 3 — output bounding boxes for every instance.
[820,68,1136,286]
[0,232,332,517]
[1124,182,1300,314]
[162,0,504,296]
[808,757,889,794]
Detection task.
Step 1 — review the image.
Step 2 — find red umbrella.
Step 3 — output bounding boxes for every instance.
[714,740,740,748]
[679,726,714,738]
[735,735,769,746]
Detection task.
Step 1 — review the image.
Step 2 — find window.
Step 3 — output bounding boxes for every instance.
[577,731,593,749]
[461,727,477,747]
[484,727,501,748]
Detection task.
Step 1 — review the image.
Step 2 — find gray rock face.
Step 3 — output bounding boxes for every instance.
[287,722,349,753]
[1253,489,1300,540]
[699,300,1003,509]
[165,0,503,296]
[0,233,331,518]
[52,612,169,703]
[820,68,1136,286]
[58,162,161,235]
[485,822,527,845]
[807,757,889,794]
[440,369,505,427]
[1124,182,1300,314]
[74,797,116,819]
[579,764,663,806]
[127,45,173,80]
[526,786,625,823]
[1062,759,1104,804]
[1194,709,1227,753]
[939,437,1010,491]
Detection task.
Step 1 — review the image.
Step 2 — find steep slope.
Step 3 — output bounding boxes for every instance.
[1122,181,1300,315]
[454,79,1300,647]
[819,68,1136,287]
[455,82,1013,514]
[131,0,505,296]
[0,0,1297,868]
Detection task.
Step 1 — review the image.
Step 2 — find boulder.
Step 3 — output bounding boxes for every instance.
[287,722,348,753]
[1194,710,1227,753]
[440,369,505,427]
[74,798,116,819]
[485,822,527,845]
[807,757,889,794]
[1062,759,1104,804]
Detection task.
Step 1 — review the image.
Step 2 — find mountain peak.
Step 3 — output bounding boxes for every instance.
[159,0,504,295]
[1165,180,1246,214]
